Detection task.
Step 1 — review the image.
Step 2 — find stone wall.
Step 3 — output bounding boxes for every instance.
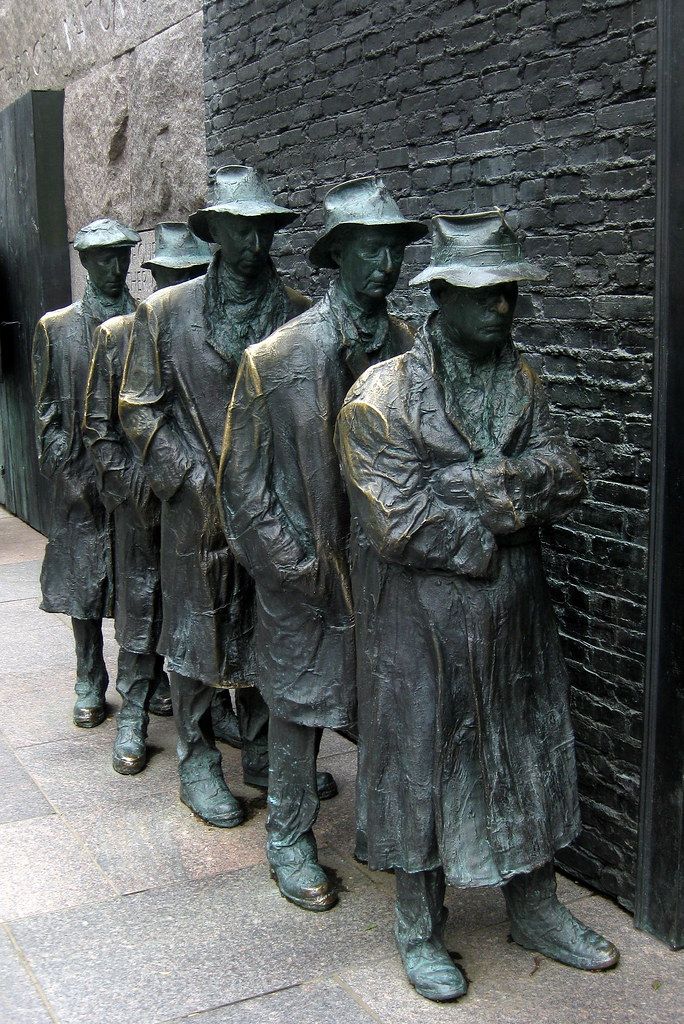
[1,0,208,298]
[204,0,657,909]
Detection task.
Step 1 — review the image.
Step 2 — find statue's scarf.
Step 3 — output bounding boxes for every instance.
[82,277,136,330]
[203,253,290,364]
[327,280,391,380]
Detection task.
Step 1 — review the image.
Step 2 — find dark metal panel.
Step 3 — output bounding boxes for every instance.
[0,91,71,532]
[636,0,684,950]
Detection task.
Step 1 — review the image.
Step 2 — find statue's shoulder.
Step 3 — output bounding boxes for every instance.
[346,350,410,412]
[140,276,201,318]
[247,299,327,372]
[37,301,81,335]
[98,311,135,342]
[284,285,311,315]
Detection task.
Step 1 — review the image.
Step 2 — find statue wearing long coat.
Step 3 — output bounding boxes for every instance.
[119,258,308,686]
[218,283,414,729]
[335,324,585,887]
[83,313,162,654]
[32,288,134,618]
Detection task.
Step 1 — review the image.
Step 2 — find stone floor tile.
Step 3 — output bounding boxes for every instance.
[0,816,116,922]
[0,506,12,519]
[0,560,42,603]
[319,729,357,759]
[161,980,377,1023]
[0,733,53,824]
[65,788,269,896]
[0,519,46,565]
[0,600,76,677]
[0,671,114,748]
[11,856,396,1024]
[0,927,53,1024]
[340,897,684,1024]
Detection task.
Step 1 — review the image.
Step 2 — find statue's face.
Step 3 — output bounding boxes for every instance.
[80,247,131,298]
[332,226,407,306]
[436,281,518,360]
[150,264,207,291]
[207,213,275,280]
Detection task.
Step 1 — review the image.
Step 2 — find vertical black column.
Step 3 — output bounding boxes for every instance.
[635,0,684,950]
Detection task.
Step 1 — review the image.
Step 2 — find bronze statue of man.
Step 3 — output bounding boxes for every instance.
[219,178,426,910]
[33,218,140,728]
[83,222,212,773]
[118,167,310,827]
[335,211,619,1002]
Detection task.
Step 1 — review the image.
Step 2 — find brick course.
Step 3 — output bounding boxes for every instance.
[203,0,657,909]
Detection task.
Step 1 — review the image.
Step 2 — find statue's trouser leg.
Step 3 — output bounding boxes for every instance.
[148,658,173,717]
[266,716,320,865]
[394,867,467,1002]
[210,688,241,746]
[395,867,447,956]
[169,671,243,828]
[236,686,270,783]
[112,648,154,774]
[265,715,336,910]
[71,617,108,727]
[503,862,619,970]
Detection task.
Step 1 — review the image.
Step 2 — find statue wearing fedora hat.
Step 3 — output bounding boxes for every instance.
[118,168,311,827]
[33,218,140,729]
[219,177,426,910]
[335,210,619,1002]
[83,222,212,774]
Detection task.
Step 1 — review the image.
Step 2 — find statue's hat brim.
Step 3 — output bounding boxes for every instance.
[188,165,298,242]
[189,203,297,242]
[141,221,213,270]
[410,260,547,288]
[308,176,427,269]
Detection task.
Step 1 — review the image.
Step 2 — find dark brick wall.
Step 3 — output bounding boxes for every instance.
[203,0,657,909]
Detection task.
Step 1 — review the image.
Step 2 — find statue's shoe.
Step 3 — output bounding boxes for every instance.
[149,676,173,717]
[179,776,244,828]
[243,768,338,801]
[269,857,338,912]
[212,711,242,748]
[112,722,147,775]
[510,901,620,971]
[73,690,107,729]
[402,940,468,1002]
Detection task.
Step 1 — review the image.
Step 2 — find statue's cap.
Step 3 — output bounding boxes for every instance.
[141,222,213,270]
[73,218,140,252]
[189,165,297,241]
[409,210,546,288]
[309,176,427,269]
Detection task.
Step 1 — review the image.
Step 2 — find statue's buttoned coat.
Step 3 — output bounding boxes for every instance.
[119,271,308,686]
[335,326,586,887]
[218,290,414,728]
[83,313,162,654]
[32,300,117,619]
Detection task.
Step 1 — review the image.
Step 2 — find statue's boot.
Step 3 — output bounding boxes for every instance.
[72,617,108,728]
[266,715,337,910]
[268,831,337,912]
[170,672,244,828]
[395,867,467,1003]
[503,863,620,971]
[112,649,154,775]
[148,661,173,717]
[211,688,242,748]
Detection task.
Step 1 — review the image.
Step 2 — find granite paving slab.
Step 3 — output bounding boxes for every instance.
[0,560,42,603]
[0,815,116,922]
[160,980,378,1023]
[0,733,53,825]
[340,896,684,1024]
[0,519,46,565]
[10,855,395,1024]
[0,600,76,677]
[0,927,53,1024]
[0,671,117,748]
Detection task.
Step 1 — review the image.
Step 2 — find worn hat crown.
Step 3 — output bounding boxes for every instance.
[309,176,427,268]
[410,210,546,289]
[73,218,140,252]
[189,165,297,241]
[141,222,213,270]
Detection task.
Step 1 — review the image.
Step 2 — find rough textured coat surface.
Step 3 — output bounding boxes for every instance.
[336,326,585,887]
[218,289,414,728]
[83,313,162,654]
[119,269,308,686]
[32,301,117,619]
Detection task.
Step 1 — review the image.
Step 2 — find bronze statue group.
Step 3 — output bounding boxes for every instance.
[32,168,619,1004]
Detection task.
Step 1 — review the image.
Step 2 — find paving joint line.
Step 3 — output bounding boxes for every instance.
[2,921,61,1024]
